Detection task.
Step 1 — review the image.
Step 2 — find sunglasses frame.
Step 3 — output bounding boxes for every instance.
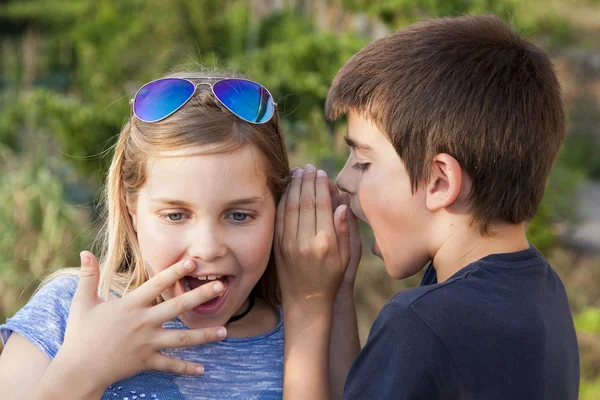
[129,77,278,124]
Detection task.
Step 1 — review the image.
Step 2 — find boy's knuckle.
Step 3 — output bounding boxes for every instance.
[298,244,312,257]
[314,240,331,260]
[316,196,332,209]
[283,240,296,256]
[285,199,299,212]
[299,195,315,209]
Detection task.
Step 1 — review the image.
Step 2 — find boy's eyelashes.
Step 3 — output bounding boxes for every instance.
[352,161,371,172]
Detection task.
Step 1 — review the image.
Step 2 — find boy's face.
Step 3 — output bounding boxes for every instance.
[336,111,431,279]
[129,145,275,329]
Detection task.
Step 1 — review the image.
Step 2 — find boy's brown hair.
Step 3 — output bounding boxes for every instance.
[326,14,565,233]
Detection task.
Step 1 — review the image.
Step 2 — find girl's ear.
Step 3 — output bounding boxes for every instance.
[425,153,464,212]
[126,196,138,233]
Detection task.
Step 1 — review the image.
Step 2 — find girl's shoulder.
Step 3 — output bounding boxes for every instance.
[0,272,80,358]
[35,271,80,303]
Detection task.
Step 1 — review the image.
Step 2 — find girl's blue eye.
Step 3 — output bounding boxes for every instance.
[167,213,184,221]
[230,212,249,222]
[352,162,370,172]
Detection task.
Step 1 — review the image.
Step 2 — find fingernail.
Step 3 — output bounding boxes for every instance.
[213,282,224,293]
[217,327,227,338]
[293,169,304,178]
[80,252,89,266]
[317,169,327,178]
[305,164,315,173]
[183,260,194,270]
[196,366,205,374]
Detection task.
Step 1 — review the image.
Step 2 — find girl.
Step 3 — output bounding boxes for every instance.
[0,72,292,399]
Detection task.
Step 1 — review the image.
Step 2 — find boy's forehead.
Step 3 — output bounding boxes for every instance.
[347,110,389,148]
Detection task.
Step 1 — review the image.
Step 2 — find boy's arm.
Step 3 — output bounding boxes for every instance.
[329,293,360,399]
[282,303,335,400]
[276,167,353,400]
[329,192,362,400]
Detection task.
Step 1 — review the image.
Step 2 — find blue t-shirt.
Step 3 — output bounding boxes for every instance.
[344,246,579,399]
[0,276,284,400]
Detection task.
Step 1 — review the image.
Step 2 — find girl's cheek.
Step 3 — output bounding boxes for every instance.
[236,223,274,270]
[137,218,185,271]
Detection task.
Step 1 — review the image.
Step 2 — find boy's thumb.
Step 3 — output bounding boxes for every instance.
[74,250,101,306]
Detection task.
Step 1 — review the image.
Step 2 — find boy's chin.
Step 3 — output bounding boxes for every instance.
[385,257,429,280]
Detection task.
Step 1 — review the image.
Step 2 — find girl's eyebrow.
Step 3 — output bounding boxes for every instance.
[151,196,266,208]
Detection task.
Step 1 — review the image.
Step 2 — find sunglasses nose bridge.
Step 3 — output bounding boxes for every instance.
[195,82,212,89]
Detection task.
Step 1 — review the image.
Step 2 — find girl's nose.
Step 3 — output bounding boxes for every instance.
[188,224,227,263]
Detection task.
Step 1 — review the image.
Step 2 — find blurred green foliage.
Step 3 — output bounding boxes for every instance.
[0,144,91,318]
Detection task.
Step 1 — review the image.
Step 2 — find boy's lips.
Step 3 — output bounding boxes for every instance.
[372,240,383,258]
[349,204,381,258]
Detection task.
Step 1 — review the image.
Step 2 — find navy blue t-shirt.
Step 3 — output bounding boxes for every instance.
[344,246,579,399]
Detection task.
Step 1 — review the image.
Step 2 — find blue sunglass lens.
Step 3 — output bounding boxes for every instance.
[134,78,195,122]
[213,79,274,123]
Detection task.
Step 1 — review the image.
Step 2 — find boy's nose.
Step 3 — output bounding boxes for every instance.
[336,163,357,195]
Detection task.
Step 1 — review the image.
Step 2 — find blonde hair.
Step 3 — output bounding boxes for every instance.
[44,71,289,305]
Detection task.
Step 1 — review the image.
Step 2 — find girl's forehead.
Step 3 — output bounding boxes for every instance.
[144,145,269,192]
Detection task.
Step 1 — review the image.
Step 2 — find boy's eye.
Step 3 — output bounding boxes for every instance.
[166,213,185,221]
[227,212,251,223]
[352,162,371,172]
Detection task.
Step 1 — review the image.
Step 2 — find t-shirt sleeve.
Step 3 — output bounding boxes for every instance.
[343,302,461,399]
[0,276,78,359]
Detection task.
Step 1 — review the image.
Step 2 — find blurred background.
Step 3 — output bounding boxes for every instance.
[0,0,599,397]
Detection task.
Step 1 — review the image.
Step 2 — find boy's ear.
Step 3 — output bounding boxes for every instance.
[425,153,463,212]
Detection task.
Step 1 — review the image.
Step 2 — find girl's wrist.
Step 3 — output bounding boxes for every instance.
[44,349,107,398]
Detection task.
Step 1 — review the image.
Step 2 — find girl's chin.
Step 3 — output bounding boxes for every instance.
[178,312,230,329]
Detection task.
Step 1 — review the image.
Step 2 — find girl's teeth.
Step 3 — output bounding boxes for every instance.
[194,275,223,281]
[183,278,191,292]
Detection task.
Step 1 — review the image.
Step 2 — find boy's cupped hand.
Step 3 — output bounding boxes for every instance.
[274,164,361,316]
[52,252,227,394]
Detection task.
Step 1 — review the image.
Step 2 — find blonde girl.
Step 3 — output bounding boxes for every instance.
[0,72,291,400]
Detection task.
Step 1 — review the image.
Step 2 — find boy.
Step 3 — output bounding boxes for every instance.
[275,14,579,399]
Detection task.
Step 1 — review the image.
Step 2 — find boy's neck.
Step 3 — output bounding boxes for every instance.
[432,222,529,283]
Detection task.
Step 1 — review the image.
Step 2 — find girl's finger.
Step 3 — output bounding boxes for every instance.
[131,259,196,307]
[315,170,335,234]
[297,164,317,242]
[148,354,206,376]
[72,251,101,310]
[333,205,350,267]
[149,280,225,323]
[283,168,304,241]
[155,326,227,349]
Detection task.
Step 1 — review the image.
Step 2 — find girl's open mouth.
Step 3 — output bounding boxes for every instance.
[180,275,233,314]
